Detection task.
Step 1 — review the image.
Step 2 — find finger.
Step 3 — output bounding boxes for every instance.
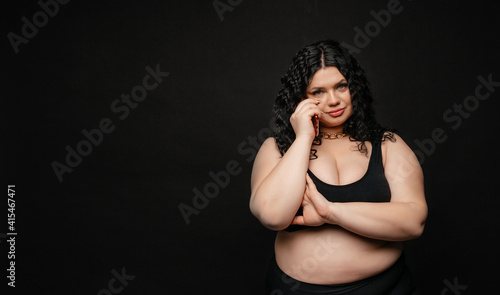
[305,173,317,190]
[291,216,305,225]
[306,174,329,210]
[295,98,322,116]
[291,108,322,126]
[303,108,322,121]
[306,174,323,203]
[300,97,320,104]
[295,98,314,110]
[303,95,321,103]
[295,98,320,113]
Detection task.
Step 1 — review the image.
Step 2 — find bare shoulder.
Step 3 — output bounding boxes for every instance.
[381,132,423,183]
[254,137,282,166]
[260,137,280,152]
[381,132,415,163]
[254,137,282,161]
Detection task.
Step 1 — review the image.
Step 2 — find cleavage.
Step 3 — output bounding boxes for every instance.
[309,142,372,186]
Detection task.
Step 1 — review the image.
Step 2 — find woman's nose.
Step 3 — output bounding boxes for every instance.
[326,91,340,106]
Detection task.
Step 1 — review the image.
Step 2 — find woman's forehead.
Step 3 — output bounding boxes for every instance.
[308,67,346,88]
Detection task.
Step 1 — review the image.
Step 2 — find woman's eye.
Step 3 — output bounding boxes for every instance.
[312,90,323,96]
[337,83,348,90]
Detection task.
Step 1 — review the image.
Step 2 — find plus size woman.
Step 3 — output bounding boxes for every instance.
[250,40,427,294]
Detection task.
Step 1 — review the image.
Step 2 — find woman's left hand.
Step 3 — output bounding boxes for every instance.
[291,174,333,227]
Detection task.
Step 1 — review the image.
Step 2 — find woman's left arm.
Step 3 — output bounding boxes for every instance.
[293,134,428,241]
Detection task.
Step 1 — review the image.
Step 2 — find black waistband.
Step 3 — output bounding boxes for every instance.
[265,253,410,295]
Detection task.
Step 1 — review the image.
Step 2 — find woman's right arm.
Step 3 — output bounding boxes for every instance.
[249,99,321,230]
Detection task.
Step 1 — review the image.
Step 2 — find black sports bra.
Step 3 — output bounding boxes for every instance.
[284,141,391,232]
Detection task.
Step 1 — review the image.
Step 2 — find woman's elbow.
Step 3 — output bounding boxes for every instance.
[404,214,426,240]
[259,214,290,231]
[250,200,290,231]
[405,203,427,240]
[407,222,425,240]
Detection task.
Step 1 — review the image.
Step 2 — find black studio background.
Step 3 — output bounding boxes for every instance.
[2,0,499,294]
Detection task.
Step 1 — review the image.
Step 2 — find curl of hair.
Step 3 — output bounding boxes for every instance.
[273,40,395,158]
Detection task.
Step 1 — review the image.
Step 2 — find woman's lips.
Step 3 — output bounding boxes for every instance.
[328,108,345,117]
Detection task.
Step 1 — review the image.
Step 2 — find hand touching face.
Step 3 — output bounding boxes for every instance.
[305,67,353,131]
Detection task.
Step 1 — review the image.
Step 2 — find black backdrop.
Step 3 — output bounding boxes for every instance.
[3,0,500,294]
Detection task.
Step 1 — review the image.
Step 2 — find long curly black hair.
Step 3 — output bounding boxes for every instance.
[273,39,395,158]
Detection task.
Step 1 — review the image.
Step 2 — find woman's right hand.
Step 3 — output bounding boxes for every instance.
[290,98,322,140]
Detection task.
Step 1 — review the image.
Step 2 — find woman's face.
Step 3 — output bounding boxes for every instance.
[305,66,353,130]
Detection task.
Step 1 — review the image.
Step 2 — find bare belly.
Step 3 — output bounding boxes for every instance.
[275,225,402,284]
